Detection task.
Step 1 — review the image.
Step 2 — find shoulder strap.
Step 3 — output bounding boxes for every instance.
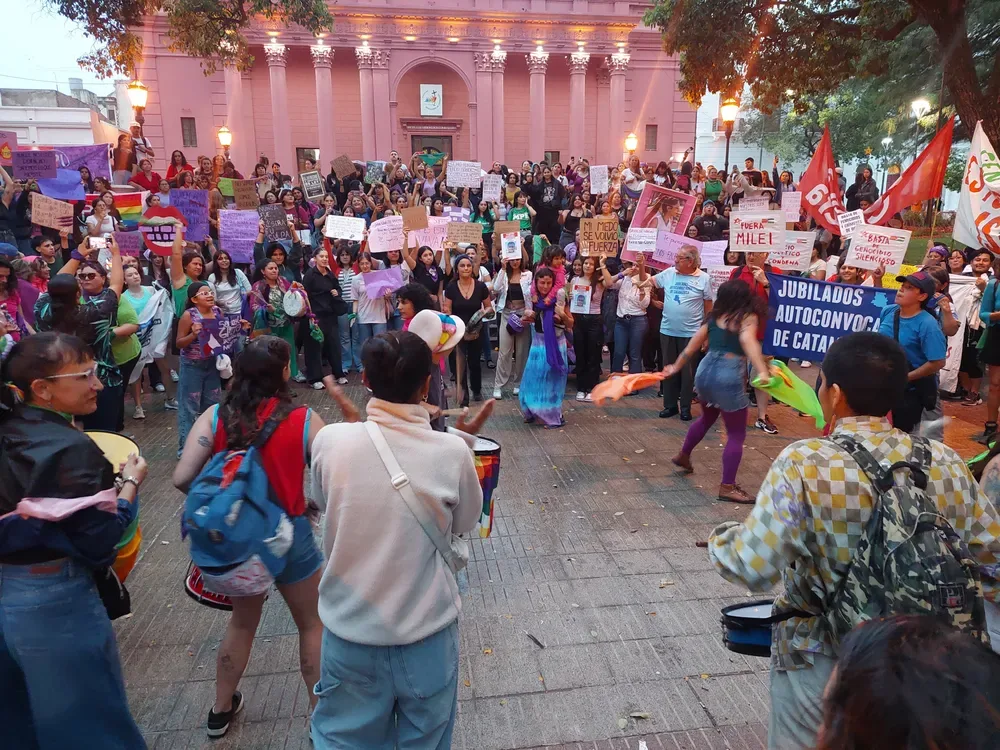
[363,420,463,574]
[893,307,900,341]
[252,417,281,450]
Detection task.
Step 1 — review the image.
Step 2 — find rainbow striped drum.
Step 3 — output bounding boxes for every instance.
[473,436,500,538]
[85,431,142,581]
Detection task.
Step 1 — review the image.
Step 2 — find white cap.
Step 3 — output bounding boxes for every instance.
[407,310,466,356]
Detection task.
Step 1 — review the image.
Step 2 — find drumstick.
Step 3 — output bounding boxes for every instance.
[695,541,708,548]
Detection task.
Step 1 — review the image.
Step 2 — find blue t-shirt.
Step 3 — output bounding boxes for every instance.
[877,304,946,370]
[654,268,713,338]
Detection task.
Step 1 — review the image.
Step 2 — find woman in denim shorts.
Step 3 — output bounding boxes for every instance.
[174,335,359,739]
[662,280,775,504]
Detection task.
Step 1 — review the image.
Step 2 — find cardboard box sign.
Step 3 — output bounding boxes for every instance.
[232,179,260,210]
[401,206,428,231]
[579,217,619,256]
[446,222,484,245]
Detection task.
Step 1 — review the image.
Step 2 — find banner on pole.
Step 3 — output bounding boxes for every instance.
[954,121,1000,255]
[939,276,977,393]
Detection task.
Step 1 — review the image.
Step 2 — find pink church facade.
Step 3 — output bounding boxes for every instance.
[132,3,697,176]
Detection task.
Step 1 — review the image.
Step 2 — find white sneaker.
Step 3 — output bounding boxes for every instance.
[584,393,593,402]
[576,391,586,401]
[293,373,307,383]
[163,398,178,411]
[336,376,348,385]
[170,369,179,383]
[800,361,812,369]
[311,381,325,390]
[512,386,520,396]
[154,383,166,393]
[492,388,502,400]
[132,406,145,420]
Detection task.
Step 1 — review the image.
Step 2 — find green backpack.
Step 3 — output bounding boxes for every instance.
[825,434,986,645]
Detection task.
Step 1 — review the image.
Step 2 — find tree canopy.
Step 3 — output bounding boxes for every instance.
[48,0,333,78]
[643,0,1000,146]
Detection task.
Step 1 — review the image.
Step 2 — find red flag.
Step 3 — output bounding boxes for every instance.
[799,126,845,235]
[863,116,955,226]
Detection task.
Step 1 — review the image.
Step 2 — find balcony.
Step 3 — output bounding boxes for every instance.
[711,118,743,134]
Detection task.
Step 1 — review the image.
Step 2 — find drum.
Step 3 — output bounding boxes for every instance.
[473,436,501,538]
[86,431,142,581]
[283,287,309,318]
[720,600,776,658]
[184,562,234,611]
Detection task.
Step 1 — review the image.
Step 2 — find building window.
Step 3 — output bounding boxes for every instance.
[644,125,658,152]
[544,151,560,165]
[180,118,198,148]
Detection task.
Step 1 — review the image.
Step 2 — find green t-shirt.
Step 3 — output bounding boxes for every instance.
[472,209,495,235]
[173,277,192,318]
[112,294,142,365]
[508,206,531,231]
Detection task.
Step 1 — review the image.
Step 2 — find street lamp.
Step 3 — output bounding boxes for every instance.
[624,132,638,155]
[218,126,232,160]
[880,136,893,192]
[720,97,739,175]
[126,79,148,128]
[911,98,930,119]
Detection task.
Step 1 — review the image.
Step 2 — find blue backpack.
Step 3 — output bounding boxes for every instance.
[182,417,293,597]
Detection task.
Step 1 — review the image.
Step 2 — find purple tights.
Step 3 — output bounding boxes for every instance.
[680,406,748,485]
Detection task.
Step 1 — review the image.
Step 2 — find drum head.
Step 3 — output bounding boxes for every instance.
[86,431,140,468]
[184,563,234,611]
[283,289,307,317]
[473,436,501,454]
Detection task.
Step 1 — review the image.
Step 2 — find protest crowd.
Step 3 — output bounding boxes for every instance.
[2,116,1000,750]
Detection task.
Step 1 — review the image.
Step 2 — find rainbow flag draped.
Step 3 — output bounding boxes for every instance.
[85,192,147,230]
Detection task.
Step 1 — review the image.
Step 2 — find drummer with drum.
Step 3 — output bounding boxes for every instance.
[707,332,1000,750]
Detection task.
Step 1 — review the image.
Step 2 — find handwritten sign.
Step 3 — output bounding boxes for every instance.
[232,179,260,210]
[300,171,325,200]
[367,215,404,254]
[0,130,17,166]
[482,173,503,203]
[332,154,356,180]
[446,161,482,189]
[444,205,471,223]
[704,266,735,298]
[590,165,609,195]
[446,222,483,245]
[325,215,367,242]
[364,161,386,185]
[13,150,57,179]
[700,240,728,267]
[626,227,658,255]
[362,266,404,298]
[219,210,259,263]
[781,191,802,223]
[652,232,695,266]
[769,230,815,273]
[579,217,619,257]
[113,231,144,257]
[492,219,520,247]
[730,211,785,254]
[171,189,209,241]
[412,215,449,252]
[401,206,428,231]
[258,204,291,242]
[30,194,74,230]
[845,225,911,273]
[736,195,769,212]
[837,209,866,238]
[500,233,521,261]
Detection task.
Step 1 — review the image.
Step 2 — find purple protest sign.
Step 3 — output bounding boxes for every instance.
[362,266,404,298]
[13,150,57,179]
[53,144,111,180]
[219,209,259,264]
[198,313,244,356]
[170,189,210,242]
[113,231,145,257]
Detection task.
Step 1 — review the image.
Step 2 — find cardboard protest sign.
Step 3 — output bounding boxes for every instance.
[0,130,17,166]
[730,211,785,254]
[364,161,386,185]
[700,240,728,267]
[482,173,503,203]
[362,266,404,298]
[446,222,483,245]
[411,215,449,252]
[367,215,404,254]
[29,194,73,230]
[170,189,210,242]
[768,230,815,273]
[113,231,144,257]
[625,227,657,254]
[845,225,911,273]
[579,217,619,257]
[837,209,866,237]
[401,206,428,231]
[233,180,260,210]
[445,160,482,189]
[332,154,356,180]
[258,203,291,242]
[300,171,325,200]
[704,266,735,298]
[324,215,367,241]
[737,195,769,212]
[13,150,57,179]
[219,210,259,263]
[500,232,521,261]
[763,273,889,361]
[781,191,802,223]
[590,165,609,194]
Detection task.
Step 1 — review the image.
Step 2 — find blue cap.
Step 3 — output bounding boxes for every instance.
[0,243,18,258]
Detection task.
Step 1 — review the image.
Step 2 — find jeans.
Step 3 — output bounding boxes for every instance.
[611,315,648,373]
[661,334,694,409]
[0,559,147,750]
[304,314,345,382]
[312,622,459,750]
[356,322,387,365]
[573,314,604,393]
[339,313,362,372]
[177,356,221,452]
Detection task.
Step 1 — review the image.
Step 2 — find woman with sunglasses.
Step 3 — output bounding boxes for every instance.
[0,332,148,748]
[34,235,125,431]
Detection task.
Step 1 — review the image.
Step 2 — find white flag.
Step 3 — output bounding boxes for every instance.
[954,122,1000,255]
[129,287,174,384]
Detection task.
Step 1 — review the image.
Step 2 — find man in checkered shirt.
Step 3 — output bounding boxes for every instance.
[708,331,1000,750]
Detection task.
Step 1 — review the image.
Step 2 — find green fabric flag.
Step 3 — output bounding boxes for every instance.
[751,360,826,429]
[217,177,234,197]
[417,152,446,166]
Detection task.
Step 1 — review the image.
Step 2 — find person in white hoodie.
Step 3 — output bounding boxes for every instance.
[310,325,488,749]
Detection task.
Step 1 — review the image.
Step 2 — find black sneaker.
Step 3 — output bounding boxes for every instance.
[755,417,779,435]
[207,691,244,739]
[659,407,679,419]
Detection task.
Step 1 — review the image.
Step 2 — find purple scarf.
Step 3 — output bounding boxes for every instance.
[534,293,566,373]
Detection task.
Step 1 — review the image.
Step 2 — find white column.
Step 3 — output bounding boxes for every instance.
[355,45,377,161]
[567,50,589,162]
[607,51,630,164]
[527,49,549,162]
[490,48,506,165]
[264,42,295,175]
[474,52,494,165]
[310,44,337,168]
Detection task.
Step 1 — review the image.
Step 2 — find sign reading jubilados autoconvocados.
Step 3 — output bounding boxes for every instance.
[763,273,893,361]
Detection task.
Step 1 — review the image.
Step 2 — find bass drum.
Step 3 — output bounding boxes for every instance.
[283,287,309,318]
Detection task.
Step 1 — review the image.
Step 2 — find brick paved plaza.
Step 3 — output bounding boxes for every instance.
[115,363,985,749]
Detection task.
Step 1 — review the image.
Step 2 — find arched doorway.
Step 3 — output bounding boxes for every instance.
[394,61,471,161]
